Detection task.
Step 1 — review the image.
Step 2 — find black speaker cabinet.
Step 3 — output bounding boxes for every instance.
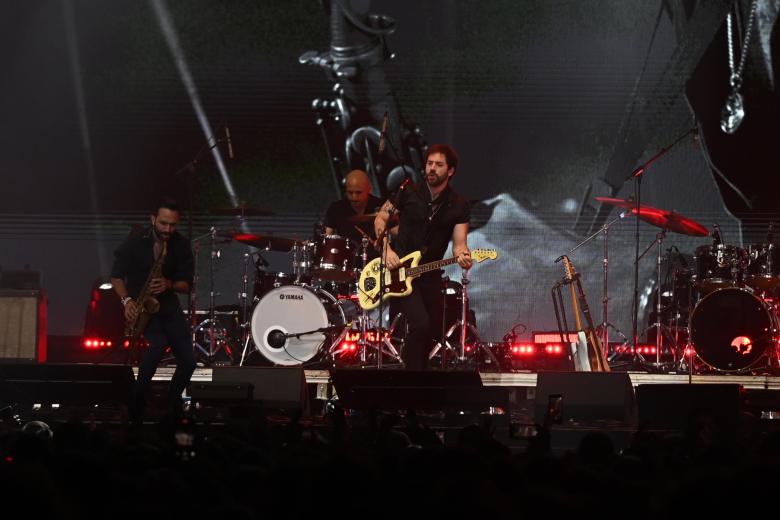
[0,363,134,405]
[0,290,47,362]
[534,371,636,424]
[330,369,506,411]
[636,383,742,431]
[211,366,308,412]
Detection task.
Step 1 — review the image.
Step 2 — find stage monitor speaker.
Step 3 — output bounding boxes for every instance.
[0,363,134,405]
[190,382,253,401]
[0,290,47,362]
[331,369,506,411]
[534,371,636,424]
[211,366,307,412]
[636,383,741,431]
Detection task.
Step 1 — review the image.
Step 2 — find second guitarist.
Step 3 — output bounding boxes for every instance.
[374,144,472,370]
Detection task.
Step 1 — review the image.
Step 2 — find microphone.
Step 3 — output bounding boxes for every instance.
[387,177,412,217]
[378,111,388,154]
[225,126,234,159]
[768,222,774,245]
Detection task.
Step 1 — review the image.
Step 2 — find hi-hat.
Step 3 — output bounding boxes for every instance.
[595,197,709,236]
[209,204,274,216]
[229,232,296,251]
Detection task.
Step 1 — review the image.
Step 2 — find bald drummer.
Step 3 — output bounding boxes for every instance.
[323,170,384,253]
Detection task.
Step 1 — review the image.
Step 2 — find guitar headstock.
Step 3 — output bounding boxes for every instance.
[472,249,498,263]
[561,255,576,281]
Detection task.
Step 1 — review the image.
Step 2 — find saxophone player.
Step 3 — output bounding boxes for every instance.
[111,197,195,423]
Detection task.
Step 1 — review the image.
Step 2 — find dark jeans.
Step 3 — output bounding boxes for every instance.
[397,274,443,370]
[132,310,196,421]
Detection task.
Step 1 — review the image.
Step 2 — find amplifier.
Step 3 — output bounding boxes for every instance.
[0,290,47,362]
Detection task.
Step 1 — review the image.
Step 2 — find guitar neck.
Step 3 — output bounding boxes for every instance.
[406,256,459,277]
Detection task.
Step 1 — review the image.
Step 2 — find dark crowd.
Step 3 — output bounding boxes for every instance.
[0,403,779,520]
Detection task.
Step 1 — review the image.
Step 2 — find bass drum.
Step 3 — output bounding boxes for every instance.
[689,287,778,372]
[250,285,357,366]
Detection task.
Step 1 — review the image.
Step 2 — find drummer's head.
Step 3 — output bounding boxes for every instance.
[344,170,371,212]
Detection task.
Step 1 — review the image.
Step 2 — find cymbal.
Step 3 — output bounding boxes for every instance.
[346,212,399,224]
[209,205,274,216]
[595,197,709,236]
[229,232,296,251]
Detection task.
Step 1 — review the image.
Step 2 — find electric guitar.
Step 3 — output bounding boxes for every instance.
[561,256,610,372]
[357,248,498,310]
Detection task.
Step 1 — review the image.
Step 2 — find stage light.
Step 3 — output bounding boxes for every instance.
[510,343,535,356]
[544,343,565,355]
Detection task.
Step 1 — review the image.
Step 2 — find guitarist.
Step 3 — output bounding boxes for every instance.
[374,144,472,370]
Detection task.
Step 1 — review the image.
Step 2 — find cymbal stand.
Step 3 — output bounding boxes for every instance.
[562,211,626,361]
[639,230,674,370]
[433,268,499,368]
[193,227,233,365]
[239,252,252,346]
[328,235,402,365]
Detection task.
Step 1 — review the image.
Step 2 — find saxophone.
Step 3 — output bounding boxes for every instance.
[124,240,167,340]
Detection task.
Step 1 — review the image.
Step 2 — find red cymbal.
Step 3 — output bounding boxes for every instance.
[229,232,296,251]
[595,197,709,236]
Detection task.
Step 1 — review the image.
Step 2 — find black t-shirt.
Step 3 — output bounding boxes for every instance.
[392,182,470,265]
[323,195,383,260]
[111,227,194,315]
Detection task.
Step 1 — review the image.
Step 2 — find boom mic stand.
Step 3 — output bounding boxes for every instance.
[625,126,697,370]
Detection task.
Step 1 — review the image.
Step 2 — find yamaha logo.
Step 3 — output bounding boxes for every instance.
[279,294,304,300]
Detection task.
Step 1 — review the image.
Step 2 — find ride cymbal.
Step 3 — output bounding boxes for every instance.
[595,197,708,237]
[229,232,296,251]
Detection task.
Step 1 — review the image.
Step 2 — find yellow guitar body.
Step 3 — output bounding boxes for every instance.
[357,249,498,310]
[358,251,422,310]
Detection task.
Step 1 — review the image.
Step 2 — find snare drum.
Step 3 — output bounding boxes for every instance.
[312,234,355,283]
[745,243,780,292]
[693,244,747,294]
[250,285,358,366]
[689,287,778,372]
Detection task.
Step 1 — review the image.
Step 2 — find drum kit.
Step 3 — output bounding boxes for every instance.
[188,206,404,368]
[597,197,779,374]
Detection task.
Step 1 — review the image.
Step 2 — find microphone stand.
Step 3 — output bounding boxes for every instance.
[625,126,696,370]
[559,211,627,363]
[173,130,229,328]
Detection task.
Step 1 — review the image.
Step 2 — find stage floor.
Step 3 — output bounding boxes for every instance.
[147,366,780,390]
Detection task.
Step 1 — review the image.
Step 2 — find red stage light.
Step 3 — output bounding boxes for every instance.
[544,343,565,355]
[510,343,535,356]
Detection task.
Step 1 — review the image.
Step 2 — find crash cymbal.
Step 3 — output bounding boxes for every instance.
[595,197,709,237]
[346,212,399,224]
[229,232,296,251]
[209,205,274,216]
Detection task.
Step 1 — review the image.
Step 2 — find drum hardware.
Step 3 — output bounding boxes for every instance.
[429,268,499,368]
[311,234,356,283]
[745,223,779,292]
[639,230,680,371]
[562,208,628,363]
[689,286,779,374]
[228,231,297,252]
[191,227,234,366]
[244,284,358,366]
[596,181,708,369]
[327,235,403,366]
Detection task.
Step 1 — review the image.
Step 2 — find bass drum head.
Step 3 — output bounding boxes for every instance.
[251,285,329,366]
[690,287,776,372]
